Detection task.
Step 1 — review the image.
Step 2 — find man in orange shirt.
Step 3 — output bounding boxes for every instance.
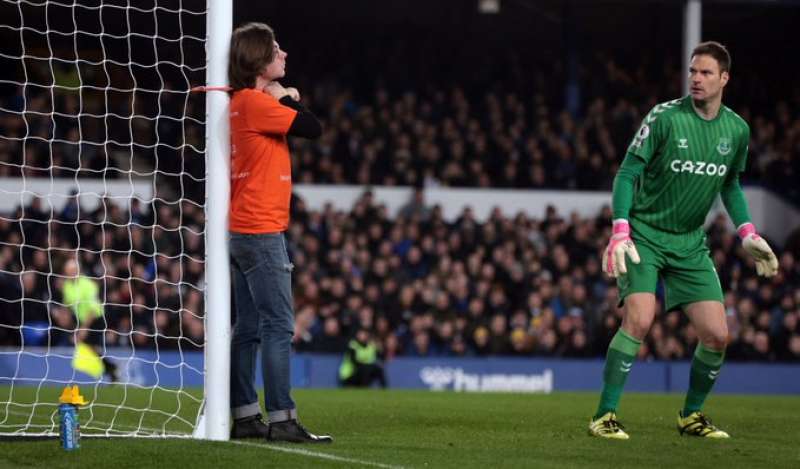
[227,22,330,443]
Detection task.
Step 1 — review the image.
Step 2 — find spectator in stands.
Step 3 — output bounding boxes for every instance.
[339,327,387,388]
[311,316,348,354]
[398,187,431,221]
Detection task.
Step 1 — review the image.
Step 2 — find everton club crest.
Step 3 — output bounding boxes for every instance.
[717,137,732,156]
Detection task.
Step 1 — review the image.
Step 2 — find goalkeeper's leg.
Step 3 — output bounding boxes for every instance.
[590,293,655,439]
[663,255,729,437]
[679,301,729,438]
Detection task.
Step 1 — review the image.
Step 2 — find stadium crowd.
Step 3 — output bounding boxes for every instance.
[297,87,799,203]
[1,54,799,204]
[1,40,799,363]
[1,188,799,363]
[0,195,207,352]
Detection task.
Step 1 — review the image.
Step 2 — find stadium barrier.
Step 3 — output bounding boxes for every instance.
[3,178,798,247]
[2,348,798,395]
[292,184,799,246]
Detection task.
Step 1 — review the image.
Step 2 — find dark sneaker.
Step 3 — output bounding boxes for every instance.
[231,414,270,439]
[267,419,333,444]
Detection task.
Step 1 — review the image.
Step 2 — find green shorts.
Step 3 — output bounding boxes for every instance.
[617,221,723,312]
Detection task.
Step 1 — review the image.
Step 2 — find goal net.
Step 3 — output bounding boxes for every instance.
[0,0,230,439]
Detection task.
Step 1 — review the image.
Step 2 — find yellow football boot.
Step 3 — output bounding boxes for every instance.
[588,412,629,440]
[677,411,730,438]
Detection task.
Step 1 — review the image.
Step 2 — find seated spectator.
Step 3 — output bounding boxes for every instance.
[339,328,387,388]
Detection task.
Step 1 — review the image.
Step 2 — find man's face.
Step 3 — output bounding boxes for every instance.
[64,260,78,278]
[22,272,35,291]
[263,41,287,81]
[689,54,728,102]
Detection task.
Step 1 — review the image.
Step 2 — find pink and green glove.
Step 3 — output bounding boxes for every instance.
[738,223,779,277]
[602,220,641,278]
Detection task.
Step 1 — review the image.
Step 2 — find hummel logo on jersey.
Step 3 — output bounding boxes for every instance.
[708,370,720,380]
[678,138,689,149]
[670,160,728,177]
[620,361,633,373]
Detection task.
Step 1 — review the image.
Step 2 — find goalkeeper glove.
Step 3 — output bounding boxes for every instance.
[738,223,779,277]
[602,219,641,278]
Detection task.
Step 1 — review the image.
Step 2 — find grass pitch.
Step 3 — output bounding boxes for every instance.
[0,387,798,468]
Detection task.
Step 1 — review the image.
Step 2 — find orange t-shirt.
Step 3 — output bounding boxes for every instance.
[229,89,298,233]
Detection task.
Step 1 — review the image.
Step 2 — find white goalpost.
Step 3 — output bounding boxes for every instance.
[0,0,231,440]
[199,0,231,442]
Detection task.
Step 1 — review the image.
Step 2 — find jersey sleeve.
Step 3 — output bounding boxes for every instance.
[720,175,751,228]
[732,122,750,173]
[612,152,647,221]
[627,104,669,164]
[244,92,298,135]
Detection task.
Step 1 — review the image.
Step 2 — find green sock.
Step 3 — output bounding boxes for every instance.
[682,343,725,416]
[594,329,641,419]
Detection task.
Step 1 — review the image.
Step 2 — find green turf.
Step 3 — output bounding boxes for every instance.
[0,387,798,468]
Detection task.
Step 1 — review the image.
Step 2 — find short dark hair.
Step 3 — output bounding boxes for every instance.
[691,41,731,74]
[228,22,276,91]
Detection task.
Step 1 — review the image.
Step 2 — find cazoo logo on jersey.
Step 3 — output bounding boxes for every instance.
[670,160,727,177]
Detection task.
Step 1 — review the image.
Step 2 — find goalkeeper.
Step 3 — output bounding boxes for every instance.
[589,41,779,440]
[60,259,119,382]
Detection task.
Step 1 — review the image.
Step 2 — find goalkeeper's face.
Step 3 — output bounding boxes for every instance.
[264,41,287,80]
[689,54,728,103]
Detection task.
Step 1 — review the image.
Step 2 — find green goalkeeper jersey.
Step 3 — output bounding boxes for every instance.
[626,96,750,234]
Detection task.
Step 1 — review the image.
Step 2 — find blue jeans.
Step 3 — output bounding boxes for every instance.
[229,232,297,422]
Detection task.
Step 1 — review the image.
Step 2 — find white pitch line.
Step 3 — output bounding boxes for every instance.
[2,409,406,468]
[228,439,407,469]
